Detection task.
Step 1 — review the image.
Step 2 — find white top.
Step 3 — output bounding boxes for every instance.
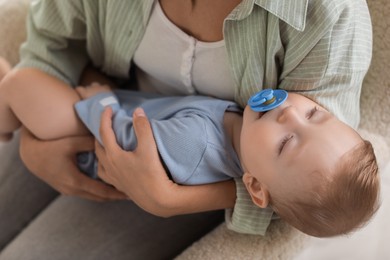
[133,1,236,100]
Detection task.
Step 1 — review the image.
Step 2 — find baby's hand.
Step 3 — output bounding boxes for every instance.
[76,82,112,100]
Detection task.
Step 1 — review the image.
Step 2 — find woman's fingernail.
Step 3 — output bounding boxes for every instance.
[134,107,145,117]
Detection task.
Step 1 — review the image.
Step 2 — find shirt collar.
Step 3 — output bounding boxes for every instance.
[227,0,309,31]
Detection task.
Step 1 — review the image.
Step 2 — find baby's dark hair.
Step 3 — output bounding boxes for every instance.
[269,140,380,237]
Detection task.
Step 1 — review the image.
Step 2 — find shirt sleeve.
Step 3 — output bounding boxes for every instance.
[279,1,372,129]
[16,0,89,86]
[225,179,274,236]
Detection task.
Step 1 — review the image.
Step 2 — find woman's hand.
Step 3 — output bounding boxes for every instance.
[96,107,237,217]
[95,107,178,215]
[19,127,127,201]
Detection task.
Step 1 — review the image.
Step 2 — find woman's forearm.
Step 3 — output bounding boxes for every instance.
[160,179,236,217]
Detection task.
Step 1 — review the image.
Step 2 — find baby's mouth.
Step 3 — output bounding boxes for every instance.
[258,112,265,119]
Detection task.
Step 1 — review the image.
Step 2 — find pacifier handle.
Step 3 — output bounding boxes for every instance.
[248,88,288,112]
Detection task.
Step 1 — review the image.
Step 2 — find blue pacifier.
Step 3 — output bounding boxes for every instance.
[248,88,288,112]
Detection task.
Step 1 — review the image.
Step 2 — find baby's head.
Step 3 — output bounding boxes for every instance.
[240,93,380,237]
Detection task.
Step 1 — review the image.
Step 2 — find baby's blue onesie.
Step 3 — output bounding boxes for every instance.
[75,90,243,185]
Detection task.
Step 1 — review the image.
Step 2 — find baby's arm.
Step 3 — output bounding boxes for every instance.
[0,68,89,141]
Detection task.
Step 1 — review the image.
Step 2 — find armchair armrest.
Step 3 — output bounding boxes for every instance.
[0,0,30,65]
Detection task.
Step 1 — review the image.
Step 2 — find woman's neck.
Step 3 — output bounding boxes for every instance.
[159,0,241,42]
[223,111,243,159]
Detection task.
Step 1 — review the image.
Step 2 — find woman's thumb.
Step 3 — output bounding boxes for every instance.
[132,108,156,153]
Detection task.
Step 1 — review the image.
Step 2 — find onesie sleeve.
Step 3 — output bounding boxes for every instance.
[16,0,89,86]
[151,113,210,185]
[75,92,138,151]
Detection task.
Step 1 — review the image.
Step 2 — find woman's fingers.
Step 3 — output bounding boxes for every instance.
[95,146,110,182]
[99,107,121,153]
[77,172,127,200]
[19,127,124,201]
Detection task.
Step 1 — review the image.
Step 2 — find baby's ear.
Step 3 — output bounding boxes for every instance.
[243,172,269,208]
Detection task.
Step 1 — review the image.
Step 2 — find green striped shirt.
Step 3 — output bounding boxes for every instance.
[18,0,372,235]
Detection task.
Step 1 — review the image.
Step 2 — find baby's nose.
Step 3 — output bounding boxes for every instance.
[277,106,303,125]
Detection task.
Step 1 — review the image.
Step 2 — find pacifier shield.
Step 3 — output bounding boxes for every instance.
[248,89,288,112]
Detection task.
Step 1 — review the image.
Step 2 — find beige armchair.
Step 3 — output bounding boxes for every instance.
[0,0,388,259]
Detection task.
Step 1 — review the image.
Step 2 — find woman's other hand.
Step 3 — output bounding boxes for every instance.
[75,83,112,100]
[19,127,127,201]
